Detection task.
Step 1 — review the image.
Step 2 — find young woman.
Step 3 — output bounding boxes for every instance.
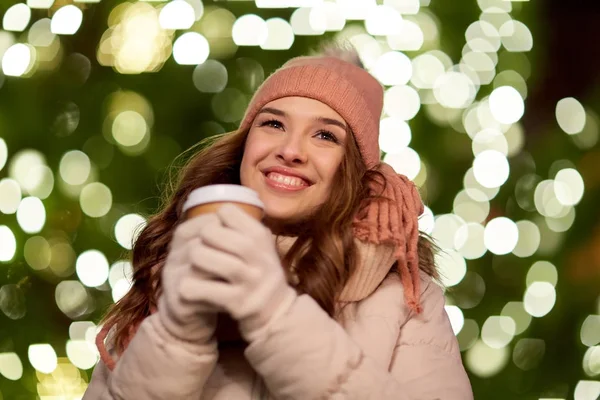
[83,47,473,399]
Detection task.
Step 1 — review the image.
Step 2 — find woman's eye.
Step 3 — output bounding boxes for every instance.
[260,119,283,129]
[316,131,338,143]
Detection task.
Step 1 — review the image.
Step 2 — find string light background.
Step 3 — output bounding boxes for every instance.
[0,0,599,398]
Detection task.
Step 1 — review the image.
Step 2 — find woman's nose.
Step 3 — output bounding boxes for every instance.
[275,134,308,164]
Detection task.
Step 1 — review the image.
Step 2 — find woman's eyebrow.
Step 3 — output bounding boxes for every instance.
[257,107,347,131]
[257,107,286,117]
[315,117,347,131]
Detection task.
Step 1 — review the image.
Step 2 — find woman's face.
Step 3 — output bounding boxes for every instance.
[240,96,348,225]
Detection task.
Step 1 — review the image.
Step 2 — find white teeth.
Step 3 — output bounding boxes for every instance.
[267,172,306,187]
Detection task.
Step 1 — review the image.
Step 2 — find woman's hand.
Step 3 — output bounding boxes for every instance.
[183,204,297,343]
[157,213,221,343]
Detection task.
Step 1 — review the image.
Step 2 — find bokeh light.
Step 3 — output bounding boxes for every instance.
[59,150,91,186]
[262,18,295,50]
[435,249,467,287]
[2,43,35,77]
[0,353,23,380]
[379,117,411,152]
[473,150,510,189]
[16,196,46,234]
[0,1,597,398]
[55,280,90,319]
[24,236,52,270]
[489,86,524,124]
[159,1,195,30]
[383,147,421,180]
[114,213,146,250]
[28,344,57,374]
[384,85,421,121]
[232,14,268,46]
[0,283,26,319]
[0,226,17,262]
[484,217,518,255]
[0,138,7,170]
[445,305,465,335]
[173,32,210,65]
[80,182,112,218]
[50,5,83,35]
[580,315,600,347]
[465,339,510,378]
[0,178,21,214]
[193,59,228,92]
[76,250,109,287]
[3,3,31,32]
[501,301,532,335]
[372,51,412,86]
[524,281,556,318]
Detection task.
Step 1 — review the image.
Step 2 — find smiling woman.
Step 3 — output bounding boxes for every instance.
[240,97,348,223]
[83,43,473,400]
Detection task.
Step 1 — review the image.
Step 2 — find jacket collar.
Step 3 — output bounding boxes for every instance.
[273,235,397,303]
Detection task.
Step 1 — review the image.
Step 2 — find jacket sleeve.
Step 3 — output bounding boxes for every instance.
[243,276,473,400]
[83,314,218,400]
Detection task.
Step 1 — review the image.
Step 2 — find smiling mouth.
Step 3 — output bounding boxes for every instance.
[264,172,311,192]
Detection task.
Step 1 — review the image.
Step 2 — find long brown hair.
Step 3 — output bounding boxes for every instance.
[100,127,438,355]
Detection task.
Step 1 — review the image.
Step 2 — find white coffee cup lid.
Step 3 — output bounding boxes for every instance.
[182,184,265,212]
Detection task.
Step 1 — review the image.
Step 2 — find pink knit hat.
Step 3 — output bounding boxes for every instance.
[239,55,425,313]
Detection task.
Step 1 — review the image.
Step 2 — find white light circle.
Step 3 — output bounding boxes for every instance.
[76,250,109,287]
[489,86,524,124]
[2,4,31,32]
[512,220,541,258]
[556,97,586,135]
[173,32,210,65]
[465,339,510,378]
[59,150,91,186]
[28,344,57,374]
[0,352,23,380]
[371,51,412,86]
[484,217,519,255]
[2,43,34,77]
[0,178,22,214]
[232,14,268,46]
[365,5,402,36]
[114,213,146,250]
[445,305,465,335]
[473,149,510,189]
[261,18,295,50]
[383,85,421,121]
[16,196,46,234]
[481,316,516,349]
[159,0,195,30]
[554,168,584,206]
[66,340,98,370]
[383,147,421,180]
[0,226,17,262]
[435,249,467,287]
[50,5,83,35]
[418,206,435,234]
[455,222,487,260]
[433,71,477,109]
[524,281,556,318]
[379,117,411,153]
[80,182,112,218]
[0,138,6,171]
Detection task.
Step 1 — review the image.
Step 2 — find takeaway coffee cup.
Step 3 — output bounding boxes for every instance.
[182,184,265,344]
[182,184,265,221]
